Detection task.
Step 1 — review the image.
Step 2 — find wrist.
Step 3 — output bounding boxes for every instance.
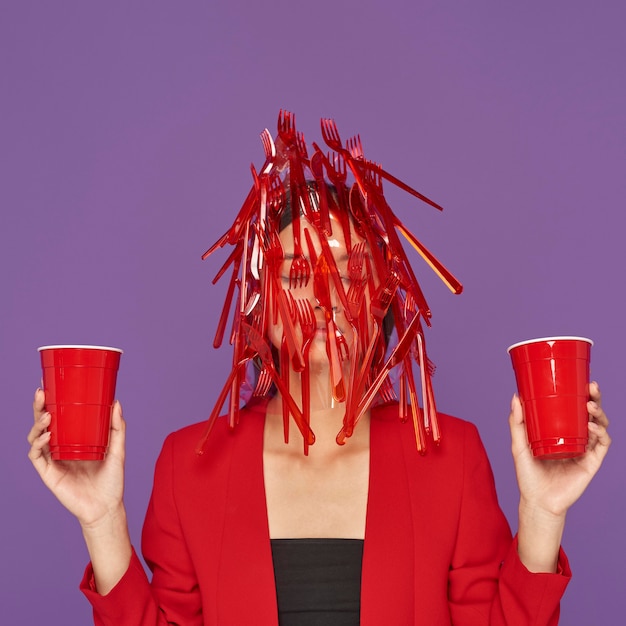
[518,497,567,528]
[80,504,132,595]
[80,503,128,536]
[517,500,566,573]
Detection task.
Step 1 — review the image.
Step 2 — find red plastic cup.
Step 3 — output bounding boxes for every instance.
[38,345,123,461]
[507,336,592,459]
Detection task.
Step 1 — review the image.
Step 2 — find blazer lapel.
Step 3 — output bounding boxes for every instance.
[361,407,415,625]
[216,407,279,625]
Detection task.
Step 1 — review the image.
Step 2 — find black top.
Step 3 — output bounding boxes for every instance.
[270,538,364,625]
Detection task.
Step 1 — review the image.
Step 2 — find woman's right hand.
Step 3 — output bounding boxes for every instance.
[27,388,127,530]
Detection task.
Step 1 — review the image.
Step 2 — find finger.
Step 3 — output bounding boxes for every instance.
[33,388,46,422]
[27,411,51,446]
[27,428,52,475]
[588,399,609,428]
[107,401,126,459]
[587,421,611,462]
[589,381,601,405]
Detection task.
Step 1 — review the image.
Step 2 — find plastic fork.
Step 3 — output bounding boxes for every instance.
[394,216,463,295]
[321,117,444,212]
[346,134,364,160]
[212,246,243,349]
[279,329,291,442]
[310,141,348,199]
[296,131,309,161]
[252,366,273,397]
[354,312,422,425]
[320,119,368,192]
[361,157,444,211]
[277,111,311,289]
[341,243,368,432]
[320,117,343,153]
[242,321,315,450]
[260,129,276,175]
[332,151,348,190]
[337,268,400,444]
[267,173,285,217]
[313,255,346,402]
[289,294,316,454]
[278,109,296,141]
[306,250,345,403]
[345,243,367,321]
[403,355,427,453]
[309,149,332,235]
[360,167,433,322]
[289,248,311,289]
[379,376,398,403]
[201,130,276,261]
[254,222,305,371]
[404,292,436,376]
[195,341,255,454]
[338,269,400,432]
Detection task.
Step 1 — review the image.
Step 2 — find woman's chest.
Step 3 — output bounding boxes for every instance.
[263,449,370,539]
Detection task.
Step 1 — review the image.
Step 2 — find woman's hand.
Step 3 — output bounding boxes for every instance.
[28,388,133,593]
[510,381,611,572]
[510,381,611,517]
[27,388,127,530]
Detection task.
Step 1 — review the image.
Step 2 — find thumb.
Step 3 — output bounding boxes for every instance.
[108,400,126,459]
[509,394,528,457]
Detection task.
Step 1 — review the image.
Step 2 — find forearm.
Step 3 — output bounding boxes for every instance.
[81,504,133,595]
[517,499,566,573]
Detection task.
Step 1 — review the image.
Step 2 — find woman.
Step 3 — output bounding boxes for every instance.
[28,112,611,625]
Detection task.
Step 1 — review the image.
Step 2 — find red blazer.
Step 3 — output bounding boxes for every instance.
[81,401,570,624]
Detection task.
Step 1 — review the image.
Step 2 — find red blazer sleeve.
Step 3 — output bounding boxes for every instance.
[448,421,571,624]
[80,433,203,625]
[80,548,163,626]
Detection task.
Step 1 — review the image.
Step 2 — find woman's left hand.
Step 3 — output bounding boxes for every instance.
[510,381,611,519]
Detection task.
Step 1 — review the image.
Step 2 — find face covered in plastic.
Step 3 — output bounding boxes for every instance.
[258,191,384,445]
[260,198,385,450]
[269,211,373,370]
[196,111,460,456]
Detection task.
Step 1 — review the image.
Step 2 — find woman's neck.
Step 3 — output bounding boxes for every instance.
[265,392,370,459]
[264,355,371,454]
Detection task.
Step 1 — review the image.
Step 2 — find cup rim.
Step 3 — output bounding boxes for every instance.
[37,344,123,353]
[507,336,593,354]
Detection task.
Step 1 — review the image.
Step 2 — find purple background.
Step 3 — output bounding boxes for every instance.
[2,1,624,623]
